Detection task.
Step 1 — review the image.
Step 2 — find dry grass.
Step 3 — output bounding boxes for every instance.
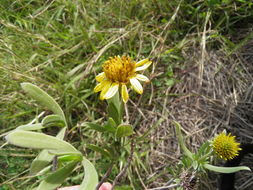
[129,33,253,189]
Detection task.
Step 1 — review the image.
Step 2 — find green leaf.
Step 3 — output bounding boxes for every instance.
[165,78,176,86]
[207,0,220,6]
[36,161,78,190]
[181,155,193,168]
[17,123,44,131]
[42,114,66,128]
[173,121,193,159]
[83,122,106,132]
[222,0,231,4]
[48,151,82,156]
[192,160,198,170]
[58,154,83,162]
[115,124,134,138]
[21,83,66,125]
[87,144,112,158]
[29,128,67,175]
[107,92,122,125]
[197,141,211,157]
[79,158,98,190]
[167,65,174,77]
[204,164,251,173]
[30,149,53,175]
[5,130,78,153]
[107,102,121,126]
[104,117,117,133]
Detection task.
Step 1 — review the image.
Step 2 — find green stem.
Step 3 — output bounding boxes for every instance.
[173,121,193,160]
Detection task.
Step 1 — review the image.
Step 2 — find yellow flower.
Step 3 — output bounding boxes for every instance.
[94,55,152,103]
[212,132,241,160]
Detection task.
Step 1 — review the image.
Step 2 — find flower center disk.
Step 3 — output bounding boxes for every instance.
[212,133,241,160]
[103,56,136,83]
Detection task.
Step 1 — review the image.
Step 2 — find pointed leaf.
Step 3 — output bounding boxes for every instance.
[107,102,120,126]
[87,144,112,158]
[107,92,123,125]
[36,161,78,190]
[42,114,66,128]
[204,164,251,173]
[83,122,106,132]
[173,121,193,159]
[115,124,133,138]
[21,83,66,125]
[197,141,211,157]
[58,154,83,163]
[17,123,44,131]
[79,158,98,190]
[30,149,53,175]
[48,151,82,157]
[104,118,117,133]
[29,128,67,175]
[5,130,78,153]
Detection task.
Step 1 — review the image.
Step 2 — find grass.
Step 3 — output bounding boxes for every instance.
[1,0,253,189]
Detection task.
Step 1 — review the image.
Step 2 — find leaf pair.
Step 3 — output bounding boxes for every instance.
[84,116,134,138]
[35,158,98,190]
[19,83,69,175]
[5,83,98,190]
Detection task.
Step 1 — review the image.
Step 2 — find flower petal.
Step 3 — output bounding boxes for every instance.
[136,74,149,82]
[135,61,152,71]
[99,81,112,100]
[130,77,143,94]
[94,83,103,92]
[136,59,149,67]
[94,80,110,92]
[121,84,129,103]
[103,83,119,99]
[95,72,106,82]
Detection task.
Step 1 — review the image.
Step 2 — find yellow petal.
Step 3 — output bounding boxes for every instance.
[136,59,149,67]
[136,74,149,82]
[99,81,112,100]
[103,83,119,99]
[94,80,110,92]
[121,84,129,103]
[130,77,143,94]
[94,83,103,92]
[95,72,106,82]
[135,61,152,71]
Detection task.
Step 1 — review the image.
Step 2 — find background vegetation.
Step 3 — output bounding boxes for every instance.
[1,0,253,189]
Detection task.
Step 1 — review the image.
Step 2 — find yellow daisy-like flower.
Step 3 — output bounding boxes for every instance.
[212,132,241,160]
[94,55,152,103]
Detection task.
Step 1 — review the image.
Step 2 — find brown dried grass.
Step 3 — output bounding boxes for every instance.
[130,36,253,189]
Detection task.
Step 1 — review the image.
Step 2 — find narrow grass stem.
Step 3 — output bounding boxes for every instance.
[147,183,180,190]
[112,138,135,189]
